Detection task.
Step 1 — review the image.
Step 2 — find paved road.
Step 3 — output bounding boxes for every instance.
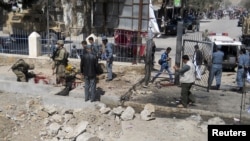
[153,16,241,65]
[129,16,250,124]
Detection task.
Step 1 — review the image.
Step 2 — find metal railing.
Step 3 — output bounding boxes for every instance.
[0,28,149,64]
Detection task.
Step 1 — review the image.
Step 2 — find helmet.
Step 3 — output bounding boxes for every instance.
[29,64,35,70]
[66,64,73,71]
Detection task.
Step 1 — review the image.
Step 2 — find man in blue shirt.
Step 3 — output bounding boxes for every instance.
[208,45,224,90]
[102,36,113,82]
[236,48,249,93]
[151,47,173,83]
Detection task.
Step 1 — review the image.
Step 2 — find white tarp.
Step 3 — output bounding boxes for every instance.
[149,0,161,36]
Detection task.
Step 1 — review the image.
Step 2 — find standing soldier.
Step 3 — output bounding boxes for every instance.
[236,48,249,93]
[11,59,36,82]
[52,40,69,86]
[102,36,113,81]
[208,45,224,90]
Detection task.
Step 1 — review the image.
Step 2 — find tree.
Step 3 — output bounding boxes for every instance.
[240,0,250,9]
[82,0,92,39]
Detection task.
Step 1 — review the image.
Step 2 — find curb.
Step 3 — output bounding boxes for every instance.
[124,101,250,122]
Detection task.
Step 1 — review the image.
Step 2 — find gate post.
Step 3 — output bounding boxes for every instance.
[28,32,41,58]
[174,21,183,85]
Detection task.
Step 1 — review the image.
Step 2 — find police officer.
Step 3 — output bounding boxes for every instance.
[236,48,249,93]
[208,45,224,90]
[102,36,113,81]
[11,59,35,82]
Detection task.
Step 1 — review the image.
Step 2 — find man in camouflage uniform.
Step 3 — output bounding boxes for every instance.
[56,64,78,96]
[52,40,69,85]
[11,59,35,82]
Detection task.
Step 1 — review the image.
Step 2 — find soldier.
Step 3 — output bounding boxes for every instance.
[11,59,36,82]
[52,40,69,86]
[56,64,78,96]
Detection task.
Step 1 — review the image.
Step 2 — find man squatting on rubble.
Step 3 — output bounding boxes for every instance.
[11,59,36,82]
[55,64,78,96]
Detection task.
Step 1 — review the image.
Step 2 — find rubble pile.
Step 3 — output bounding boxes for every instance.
[0,97,157,141]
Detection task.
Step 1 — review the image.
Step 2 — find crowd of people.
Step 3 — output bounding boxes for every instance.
[11,36,114,102]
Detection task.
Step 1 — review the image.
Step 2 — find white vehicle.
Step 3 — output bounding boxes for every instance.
[206,32,242,70]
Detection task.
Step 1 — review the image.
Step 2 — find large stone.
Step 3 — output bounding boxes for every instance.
[144,103,155,113]
[140,109,155,121]
[112,106,124,116]
[76,132,100,141]
[51,114,64,123]
[47,123,61,137]
[208,117,225,125]
[66,121,89,139]
[121,106,135,121]
[100,107,111,114]
[43,105,58,115]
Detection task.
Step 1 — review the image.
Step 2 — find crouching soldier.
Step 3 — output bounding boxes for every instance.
[11,59,36,82]
[55,64,78,96]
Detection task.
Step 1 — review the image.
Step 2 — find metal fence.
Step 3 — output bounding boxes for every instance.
[182,32,213,91]
[0,28,148,64]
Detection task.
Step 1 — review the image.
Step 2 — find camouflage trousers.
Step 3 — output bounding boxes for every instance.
[12,70,35,82]
[55,64,66,84]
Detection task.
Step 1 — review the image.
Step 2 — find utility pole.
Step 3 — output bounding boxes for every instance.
[46,0,50,50]
[174,21,183,85]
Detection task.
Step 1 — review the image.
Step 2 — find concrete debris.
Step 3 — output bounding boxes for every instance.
[140,103,156,121]
[47,123,61,137]
[43,105,58,115]
[207,117,225,125]
[112,106,124,116]
[99,107,111,114]
[121,106,135,121]
[0,96,215,141]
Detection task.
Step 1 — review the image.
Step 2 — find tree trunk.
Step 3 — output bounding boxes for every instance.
[82,0,92,40]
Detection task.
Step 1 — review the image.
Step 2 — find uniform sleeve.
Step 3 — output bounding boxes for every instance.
[54,49,65,61]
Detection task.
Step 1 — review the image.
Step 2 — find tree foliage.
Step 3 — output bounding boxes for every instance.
[240,0,250,9]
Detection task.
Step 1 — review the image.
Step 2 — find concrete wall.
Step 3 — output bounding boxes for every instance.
[0,54,145,74]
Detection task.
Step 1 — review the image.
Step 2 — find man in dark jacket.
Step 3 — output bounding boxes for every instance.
[80,45,98,102]
[193,45,203,80]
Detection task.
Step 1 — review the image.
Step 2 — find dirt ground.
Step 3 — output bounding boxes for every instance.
[0,63,214,141]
